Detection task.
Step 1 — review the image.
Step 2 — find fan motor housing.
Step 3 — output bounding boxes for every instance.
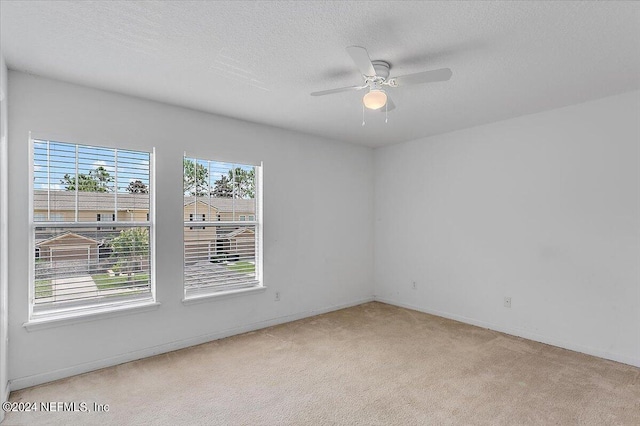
[371,60,391,79]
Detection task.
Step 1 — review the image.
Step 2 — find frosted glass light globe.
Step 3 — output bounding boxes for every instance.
[362,90,387,110]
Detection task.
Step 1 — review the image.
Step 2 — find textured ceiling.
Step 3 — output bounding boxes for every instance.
[1,1,639,147]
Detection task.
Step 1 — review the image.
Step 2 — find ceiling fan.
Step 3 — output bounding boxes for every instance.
[311,46,452,112]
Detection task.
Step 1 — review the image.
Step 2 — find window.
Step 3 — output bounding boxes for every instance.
[31,139,154,320]
[97,213,115,221]
[97,213,115,230]
[183,155,262,298]
[189,213,206,230]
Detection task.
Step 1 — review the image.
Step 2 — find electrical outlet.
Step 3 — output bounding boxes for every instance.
[504,297,511,308]
[412,281,417,290]
[275,291,280,301]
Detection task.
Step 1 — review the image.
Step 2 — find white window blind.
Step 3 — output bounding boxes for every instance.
[183,155,261,298]
[32,139,153,317]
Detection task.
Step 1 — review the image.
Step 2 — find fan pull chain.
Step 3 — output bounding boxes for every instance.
[362,104,365,126]
[385,102,388,123]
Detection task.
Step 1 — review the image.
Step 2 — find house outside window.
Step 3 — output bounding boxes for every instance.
[31,138,154,321]
[183,155,262,299]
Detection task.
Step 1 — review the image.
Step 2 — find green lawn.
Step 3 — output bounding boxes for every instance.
[92,273,150,290]
[227,261,255,274]
[35,279,52,298]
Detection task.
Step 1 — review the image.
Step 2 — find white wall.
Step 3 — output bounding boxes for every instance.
[0,53,9,421]
[6,70,637,395]
[7,71,374,388]
[374,91,640,367]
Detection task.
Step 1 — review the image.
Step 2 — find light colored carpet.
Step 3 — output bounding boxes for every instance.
[4,302,640,425]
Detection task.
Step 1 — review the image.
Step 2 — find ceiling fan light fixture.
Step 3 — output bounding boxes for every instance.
[363,89,387,110]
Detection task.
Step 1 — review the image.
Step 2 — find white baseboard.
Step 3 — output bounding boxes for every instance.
[9,296,375,391]
[375,297,640,368]
[1,381,9,424]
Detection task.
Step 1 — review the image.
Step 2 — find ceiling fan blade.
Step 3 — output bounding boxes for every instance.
[310,85,365,96]
[377,95,396,112]
[346,46,376,77]
[393,68,452,86]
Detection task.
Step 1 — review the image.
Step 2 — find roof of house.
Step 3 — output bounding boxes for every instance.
[34,190,255,213]
[184,197,256,212]
[225,227,255,238]
[34,190,150,211]
[184,197,255,213]
[37,231,100,246]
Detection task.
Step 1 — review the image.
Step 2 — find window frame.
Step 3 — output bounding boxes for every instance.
[27,136,157,325]
[182,156,263,302]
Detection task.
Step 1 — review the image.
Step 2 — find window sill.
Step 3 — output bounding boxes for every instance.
[182,285,267,305]
[24,300,161,331]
